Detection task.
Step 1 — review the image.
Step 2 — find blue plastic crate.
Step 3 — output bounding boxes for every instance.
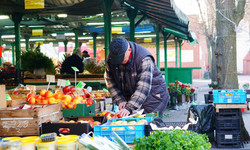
[107,117,153,123]
[94,117,152,144]
[213,89,246,104]
[94,124,145,144]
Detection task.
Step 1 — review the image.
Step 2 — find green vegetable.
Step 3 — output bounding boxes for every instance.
[21,50,56,74]
[133,130,211,150]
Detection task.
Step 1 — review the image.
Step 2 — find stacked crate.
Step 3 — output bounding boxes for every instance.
[215,109,241,148]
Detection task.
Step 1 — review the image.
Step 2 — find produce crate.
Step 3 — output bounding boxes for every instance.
[94,124,145,144]
[0,103,62,136]
[94,117,152,144]
[41,122,89,136]
[213,89,246,104]
[216,129,241,148]
[107,117,153,123]
[215,117,240,130]
[42,116,106,136]
[6,98,26,107]
[216,108,240,117]
[62,101,95,117]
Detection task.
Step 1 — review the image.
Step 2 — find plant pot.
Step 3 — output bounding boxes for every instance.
[185,96,190,103]
[170,92,177,110]
[190,95,194,103]
[177,94,185,105]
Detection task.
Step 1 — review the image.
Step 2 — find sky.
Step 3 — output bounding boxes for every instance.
[174,0,200,15]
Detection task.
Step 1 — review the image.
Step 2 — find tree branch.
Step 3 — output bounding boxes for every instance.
[234,0,246,25]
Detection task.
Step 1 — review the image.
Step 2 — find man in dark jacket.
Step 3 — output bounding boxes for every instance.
[61,48,84,75]
[105,37,170,117]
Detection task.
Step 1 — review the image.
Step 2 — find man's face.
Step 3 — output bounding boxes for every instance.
[121,46,131,65]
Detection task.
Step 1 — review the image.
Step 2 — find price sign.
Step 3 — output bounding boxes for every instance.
[25,0,44,9]
[76,81,86,90]
[57,79,66,87]
[6,94,11,100]
[46,75,55,82]
[26,85,36,91]
[87,86,92,92]
[71,66,79,72]
[65,80,71,86]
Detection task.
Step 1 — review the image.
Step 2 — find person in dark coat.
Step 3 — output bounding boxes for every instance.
[60,48,84,75]
[105,37,170,117]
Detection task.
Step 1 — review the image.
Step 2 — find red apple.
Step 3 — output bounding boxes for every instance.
[35,95,43,104]
[67,102,74,109]
[40,89,47,97]
[13,91,19,95]
[63,86,70,93]
[86,98,93,106]
[45,90,53,98]
[70,86,76,92]
[48,97,56,104]
[28,97,36,104]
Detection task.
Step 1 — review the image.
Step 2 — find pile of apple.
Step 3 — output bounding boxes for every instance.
[26,86,94,109]
[96,111,122,119]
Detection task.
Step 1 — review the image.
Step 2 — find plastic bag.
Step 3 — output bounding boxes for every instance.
[187,104,215,133]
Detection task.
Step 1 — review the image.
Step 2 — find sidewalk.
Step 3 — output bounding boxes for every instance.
[162,78,211,122]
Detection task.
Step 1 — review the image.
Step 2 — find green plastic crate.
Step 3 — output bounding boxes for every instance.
[62,101,95,117]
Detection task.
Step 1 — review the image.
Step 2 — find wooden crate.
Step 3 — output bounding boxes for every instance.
[214,103,247,112]
[0,103,62,136]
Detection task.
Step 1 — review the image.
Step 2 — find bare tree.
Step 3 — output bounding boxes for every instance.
[215,0,246,88]
[196,0,217,82]
[197,0,246,88]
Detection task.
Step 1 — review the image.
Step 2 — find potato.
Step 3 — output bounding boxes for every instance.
[128,121,137,125]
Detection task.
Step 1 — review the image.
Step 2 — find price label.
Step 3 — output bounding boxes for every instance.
[87,86,92,92]
[73,90,85,96]
[46,75,55,82]
[76,81,86,90]
[26,85,36,91]
[65,80,71,86]
[6,94,11,100]
[57,79,66,87]
[103,88,109,92]
[71,66,79,72]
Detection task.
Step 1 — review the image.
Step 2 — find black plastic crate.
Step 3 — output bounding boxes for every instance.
[215,118,240,130]
[41,122,89,136]
[216,109,240,118]
[216,142,241,148]
[216,129,241,144]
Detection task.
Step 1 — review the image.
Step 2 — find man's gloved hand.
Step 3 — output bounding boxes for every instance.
[118,102,127,110]
[119,108,130,117]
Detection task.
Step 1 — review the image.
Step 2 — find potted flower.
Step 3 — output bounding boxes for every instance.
[183,84,195,103]
[174,80,185,105]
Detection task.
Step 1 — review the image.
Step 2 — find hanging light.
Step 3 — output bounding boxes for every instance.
[0,15,9,19]
[57,14,67,18]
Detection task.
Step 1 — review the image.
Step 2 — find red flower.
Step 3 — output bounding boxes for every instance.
[191,88,195,93]
[181,84,185,88]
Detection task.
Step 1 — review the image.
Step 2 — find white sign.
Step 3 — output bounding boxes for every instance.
[57,79,66,87]
[46,75,55,82]
[160,49,194,62]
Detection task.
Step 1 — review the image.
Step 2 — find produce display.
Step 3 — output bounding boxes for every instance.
[23,86,95,109]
